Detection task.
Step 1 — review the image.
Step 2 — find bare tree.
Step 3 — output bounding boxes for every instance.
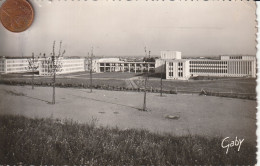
[27,53,39,90]
[41,41,65,104]
[160,61,166,97]
[90,47,94,93]
[52,41,65,104]
[142,74,148,111]
[142,47,150,111]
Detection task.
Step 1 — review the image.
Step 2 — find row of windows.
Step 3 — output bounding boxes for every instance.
[190,65,228,68]
[7,60,28,63]
[168,67,183,70]
[168,72,183,77]
[63,64,83,67]
[230,56,242,59]
[7,64,29,67]
[190,69,228,73]
[7,67,26,71]
[41,69,51,72]
[168,62,184,66]
[190,61,228,65]
[64,67,83,71]
[228,63,252,74]
[99,65,154,69]
[100,63,123,66]
[99,63,153,66]
[41,69,58,73]
[63,61,84,64]
[178,72,183,77]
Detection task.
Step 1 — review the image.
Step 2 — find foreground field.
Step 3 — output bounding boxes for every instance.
[0,84,256,144]
[0,115,256,165]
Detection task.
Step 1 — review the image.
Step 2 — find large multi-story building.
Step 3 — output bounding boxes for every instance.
[0,57,33,73]
[155,51,256,80]
[0,57,85,75]
[38,57,85,76]
[92,58,155,73]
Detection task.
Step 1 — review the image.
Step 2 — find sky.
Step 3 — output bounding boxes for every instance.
[0,0,257,57]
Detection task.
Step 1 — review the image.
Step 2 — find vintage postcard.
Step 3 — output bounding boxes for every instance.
[0,0,258,165]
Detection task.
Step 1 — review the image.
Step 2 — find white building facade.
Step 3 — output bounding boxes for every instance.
[39,57,85,76]
[189,58,256,78]
[0,58,34,74]
[166,60,190,80]
[155,52,256,80]
[155,51,182,73]
[92,58,155,73]
[160,51,182,60]
[0,58,5,73]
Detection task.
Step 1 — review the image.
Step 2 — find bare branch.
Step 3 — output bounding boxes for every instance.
[52,41,56,57]
[58,41,62,57]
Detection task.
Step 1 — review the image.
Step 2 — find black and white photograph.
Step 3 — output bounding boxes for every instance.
[0,0,258,165]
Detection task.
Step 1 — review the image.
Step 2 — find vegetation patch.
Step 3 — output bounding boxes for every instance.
[0,73,256,100]
[0,115,256,165]
[4,89,25,96]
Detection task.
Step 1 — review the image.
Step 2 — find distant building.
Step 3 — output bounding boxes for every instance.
[91,58,155,73]
[39,57,85,76]
[0,57,34,73]
[155,53,256,80]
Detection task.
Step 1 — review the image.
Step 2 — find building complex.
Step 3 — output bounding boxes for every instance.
[0,51,256,80]
[155,51,256,80]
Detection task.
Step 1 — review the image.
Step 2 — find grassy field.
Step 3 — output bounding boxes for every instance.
[0,115,256,165]
[0,84,256,143]
[0,72,256,95]
[135,78,256,93]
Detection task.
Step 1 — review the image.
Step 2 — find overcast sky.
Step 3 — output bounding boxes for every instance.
[0,1,257,57]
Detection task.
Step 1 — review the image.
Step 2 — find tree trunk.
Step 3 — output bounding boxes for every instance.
[52,71,56,104]
[143,75,147,111]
